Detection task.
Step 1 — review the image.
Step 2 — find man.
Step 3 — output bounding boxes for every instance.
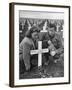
[39,23,64,64]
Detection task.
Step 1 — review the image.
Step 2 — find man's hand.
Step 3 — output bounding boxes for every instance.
[48,40,52,45]
[50,50,56,56]
[48,40,56,50]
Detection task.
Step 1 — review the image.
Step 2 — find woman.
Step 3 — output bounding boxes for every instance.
[19,26,40,74]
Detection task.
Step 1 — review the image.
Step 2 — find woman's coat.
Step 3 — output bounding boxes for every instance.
[19,37,35,70]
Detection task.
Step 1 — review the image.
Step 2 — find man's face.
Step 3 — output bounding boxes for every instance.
[48,27,55,37]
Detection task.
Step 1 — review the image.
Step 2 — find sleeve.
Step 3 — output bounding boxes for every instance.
[23,42,31,70]
[57,34,63,48]
[56,34,64,54]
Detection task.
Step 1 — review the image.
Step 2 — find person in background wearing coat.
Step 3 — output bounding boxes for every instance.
[19,26,40,74]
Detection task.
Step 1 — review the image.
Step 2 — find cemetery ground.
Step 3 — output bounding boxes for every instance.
[20,59,64,79]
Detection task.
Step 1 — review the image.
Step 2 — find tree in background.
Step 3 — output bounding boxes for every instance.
[19,19,29,43]
[46,20,50,30]
[23,19,29,36]
[28,19,34,27]
[38,20,46,30]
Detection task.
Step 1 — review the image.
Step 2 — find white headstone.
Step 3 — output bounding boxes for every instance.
[21,23,24,30]
[27,20,31,30]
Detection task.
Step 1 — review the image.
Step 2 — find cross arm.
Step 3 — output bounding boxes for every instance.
[30,50,39,55]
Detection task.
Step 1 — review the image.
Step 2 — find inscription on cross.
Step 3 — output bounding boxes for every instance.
[30,41,49,67]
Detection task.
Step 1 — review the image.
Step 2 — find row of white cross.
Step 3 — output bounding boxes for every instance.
[30,41,49,67]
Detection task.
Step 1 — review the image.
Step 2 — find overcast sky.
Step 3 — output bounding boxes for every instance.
[19,10,64,20]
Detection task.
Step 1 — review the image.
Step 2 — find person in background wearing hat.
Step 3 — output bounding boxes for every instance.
[19,26,40,74]
[39,24,64,65]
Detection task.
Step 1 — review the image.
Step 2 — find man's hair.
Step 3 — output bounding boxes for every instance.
[49,23,56,31]
[25,26,40,38]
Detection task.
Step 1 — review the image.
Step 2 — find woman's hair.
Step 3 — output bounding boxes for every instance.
[25,26,40,38]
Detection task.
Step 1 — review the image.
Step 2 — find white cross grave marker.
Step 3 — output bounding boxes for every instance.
[41,21,47,32]
[56,24,60,32]
[27,20,31,30]
[30,41,49,67]
[21,22,24,30]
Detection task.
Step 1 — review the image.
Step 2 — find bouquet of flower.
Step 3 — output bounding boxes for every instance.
[48,40,56,56]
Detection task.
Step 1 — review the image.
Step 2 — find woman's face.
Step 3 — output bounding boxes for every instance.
[31,31,39,41]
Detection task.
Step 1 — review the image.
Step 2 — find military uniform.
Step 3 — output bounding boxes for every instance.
[39,32,64,63]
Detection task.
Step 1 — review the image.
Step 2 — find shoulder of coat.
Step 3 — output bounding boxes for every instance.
[23,37,33,45]
[55,32,61,39]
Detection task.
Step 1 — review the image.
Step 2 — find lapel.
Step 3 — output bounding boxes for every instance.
[30,38,36,50]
